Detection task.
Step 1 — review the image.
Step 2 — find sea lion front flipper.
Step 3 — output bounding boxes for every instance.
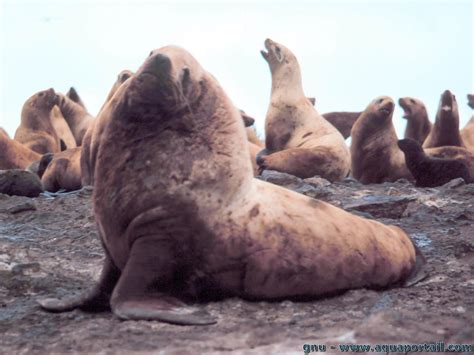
[113,299,216,325]
[38,253,120,312]
[110,235,217,325]
[403,242,428,287]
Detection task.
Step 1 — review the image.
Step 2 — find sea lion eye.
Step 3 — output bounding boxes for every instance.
[148,51,153,57]
[38,92,44,97]
[376,98,384,104]
[410,99,416,104]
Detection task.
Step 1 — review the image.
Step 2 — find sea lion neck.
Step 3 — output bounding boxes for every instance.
[269,66,305,102]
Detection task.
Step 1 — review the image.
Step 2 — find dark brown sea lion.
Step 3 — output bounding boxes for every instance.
[423,90,464,149]
[0,128,42,170]
[351,96,414,183]
[57,94,95,146]
[467,94,474,109]
[398,97,432,144]
[40,147,82,192]
[80,70,134,186]
[398,139,473,187]
[14,88,61,154]
[321,112,361,139]
[258,39,350,181]
[66,87,86,110]
[0,169,43,197]
[39,46,425,325]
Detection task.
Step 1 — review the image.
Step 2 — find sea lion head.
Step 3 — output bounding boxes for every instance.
[24,88,59,112]
[397,138,423,156]
[368,96,395,121]
[261,38,298,75]
[436,89,459,124]
[467,94,474,109]
[398,97,426,119]
[127,46,205,114]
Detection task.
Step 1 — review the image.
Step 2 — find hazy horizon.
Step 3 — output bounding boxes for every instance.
[1,0,473,139]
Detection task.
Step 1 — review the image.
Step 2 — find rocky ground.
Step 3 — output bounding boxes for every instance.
[1,171,473,354]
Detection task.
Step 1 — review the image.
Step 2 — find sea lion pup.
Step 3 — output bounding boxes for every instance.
[0,128,41,169]
[14,88,62,154]
[50,105,77,150]
[39,46,425,325]
[258,39,350,181]
[398,97,432,144]
[40,147,82,192]
[66,87,86,110]
[321,112,362,139]
[423,90,464,149]
[57,93,95,146]
[80,70,134,186]
[398,139,473,187]
[351,96,414,183]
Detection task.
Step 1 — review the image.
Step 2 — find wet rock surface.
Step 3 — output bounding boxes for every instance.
[1,173,473,354]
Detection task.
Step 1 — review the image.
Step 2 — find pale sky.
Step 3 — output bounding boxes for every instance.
[1,0,473,139]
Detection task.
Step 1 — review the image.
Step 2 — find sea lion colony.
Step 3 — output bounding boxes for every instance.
[1,40,472,325]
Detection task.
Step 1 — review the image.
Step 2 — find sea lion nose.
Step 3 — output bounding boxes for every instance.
[147,53,172,75]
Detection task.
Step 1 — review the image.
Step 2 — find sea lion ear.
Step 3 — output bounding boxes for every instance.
[182,67,190,83]
[275,47,284,62]
[307,97,316,106]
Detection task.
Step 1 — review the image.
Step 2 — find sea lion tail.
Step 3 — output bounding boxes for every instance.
[403,241,428,287]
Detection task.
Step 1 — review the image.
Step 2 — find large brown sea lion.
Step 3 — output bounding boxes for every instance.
[352,96,474,184]
[40,147,82,192]
[14,88,61,154]
[398,97,432,144]
[80,70,134,186]
[423,90,464,149]
[39,46,425,325]
[321,112,361,139]
[258,39,350,181]
[398,139,473,187]
[351,96,414,183]
[0,128,41,169]
[57,94,95,146]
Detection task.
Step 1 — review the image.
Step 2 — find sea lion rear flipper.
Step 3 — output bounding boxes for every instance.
[38,253,120,312]
[110,235,217,325]
[403,242,428,287]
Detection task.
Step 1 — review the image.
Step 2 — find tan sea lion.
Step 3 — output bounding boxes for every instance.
[40,147,82,192]
[460,94,474,152]
[81,70,134,186]
[258,39,350,181]
[39,46,425,325]
[423,90,464,149]
[398,97,432,144]
[50,105,77,150]
[0,128,41,169]
[321,112,361,139]
[14,88,62,154]
[351,96,414,183]
[57,94,95,146]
